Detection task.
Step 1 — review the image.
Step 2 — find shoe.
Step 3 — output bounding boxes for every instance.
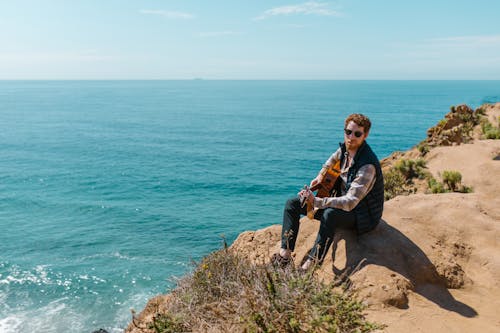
[298,253,320,272]
[271,253,291,268]
[299,254,311,268]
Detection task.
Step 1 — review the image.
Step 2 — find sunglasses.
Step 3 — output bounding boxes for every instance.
[344,128,364,138]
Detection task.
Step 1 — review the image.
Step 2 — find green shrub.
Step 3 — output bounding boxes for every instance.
[481,118,500,139]
[438,119,447,128]
[384,168,407,200]
[458,112,473,123]
[475,107,486,115]
[441,170,462,191]
[394,158,427,180]
[426,171,472,194]
[450,105,456,113]
[149,313,187,333]
[383,158,430,200]
[485,127,500,139]
[417,142,430,156]
[480,118,490,132]
[462,122,474,137]
[427,177,447,194]
[459,185,474,193]
[146,249,382,333]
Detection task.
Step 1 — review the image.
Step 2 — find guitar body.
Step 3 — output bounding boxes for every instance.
[301,160,342,219]
[310,160,341,198]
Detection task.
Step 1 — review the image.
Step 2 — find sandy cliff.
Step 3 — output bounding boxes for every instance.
[127,103,500,332]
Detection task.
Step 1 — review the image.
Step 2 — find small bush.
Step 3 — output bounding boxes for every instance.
[475,107,486,115]
[383,168,407,200]
[426,171,472,194]
[441,170,462,191]
[462,122,474,139]
[485,127,500,139]
[427,177,447,194]
[458,112,473,123]
[480,118,490,132]
[383,158,430,200]
[149,313,187,333]
[438,119,447,128]
[146,249,382,333]
[481,118,500,139]
[394,158,427,180]
[417,142,430,156]
[459,185,474,193]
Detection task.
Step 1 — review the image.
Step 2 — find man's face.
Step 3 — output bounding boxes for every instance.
[344,121,368,151]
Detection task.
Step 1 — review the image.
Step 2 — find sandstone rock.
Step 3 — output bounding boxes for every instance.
[350,265,413,309]
[425,104,479,147]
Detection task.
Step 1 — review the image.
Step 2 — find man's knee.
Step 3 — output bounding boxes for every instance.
[320,208,337,223]
[321,208,357,230]
[284,197,300,211]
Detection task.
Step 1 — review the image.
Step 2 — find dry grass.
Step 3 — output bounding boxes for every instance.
[138,248,382,333]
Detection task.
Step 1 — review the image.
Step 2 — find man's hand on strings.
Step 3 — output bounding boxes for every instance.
[298,187,315,205]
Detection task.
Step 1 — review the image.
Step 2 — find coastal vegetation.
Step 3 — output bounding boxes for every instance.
[383,158,429,200]
[441,170,466,192]
[393,158,428,180]
[427,170,472,194]
[383,168,409,200]
[138,247,382,333]
[416,142,430,156]
[480,117,500,139]
[424,104,482,146]
[382,103,494,200]
[383,157,472,199]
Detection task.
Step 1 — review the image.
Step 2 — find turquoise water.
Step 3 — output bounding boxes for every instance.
[0,80,498,332]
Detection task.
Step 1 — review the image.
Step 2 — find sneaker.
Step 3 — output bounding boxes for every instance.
[271,253,291,268]
[298,253,319,272]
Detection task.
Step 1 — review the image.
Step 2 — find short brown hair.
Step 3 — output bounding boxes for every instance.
[345,113,371,133]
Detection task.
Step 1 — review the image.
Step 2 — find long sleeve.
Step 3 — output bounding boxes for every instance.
[313,164,376,211]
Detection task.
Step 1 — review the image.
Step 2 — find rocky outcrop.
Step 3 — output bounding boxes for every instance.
[230,216,478,311]
[424,104,482,147]
[229,133,500,333]
[126,103,500,333]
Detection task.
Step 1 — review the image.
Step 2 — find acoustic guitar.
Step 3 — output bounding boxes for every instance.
[300,159,342,218]
[310,159,342,197]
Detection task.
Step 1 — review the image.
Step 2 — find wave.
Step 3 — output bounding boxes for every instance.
[0,264,52,286]
[0,315,23,333]
[0,260,163,332]
[0,298,81,333]
[0,288,150,333]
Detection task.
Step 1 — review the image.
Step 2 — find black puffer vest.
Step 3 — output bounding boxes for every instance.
[340,141,384,234]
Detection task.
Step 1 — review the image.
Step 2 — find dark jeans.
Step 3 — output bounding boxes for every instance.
[281,197,357,263]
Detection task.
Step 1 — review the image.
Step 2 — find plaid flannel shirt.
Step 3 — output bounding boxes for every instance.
[313,147,376,211]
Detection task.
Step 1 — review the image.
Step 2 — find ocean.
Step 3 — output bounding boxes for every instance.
[0,80,498,332]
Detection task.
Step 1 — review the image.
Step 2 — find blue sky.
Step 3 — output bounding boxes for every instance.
[1,0,499,79]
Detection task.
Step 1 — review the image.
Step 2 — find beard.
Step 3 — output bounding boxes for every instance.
[345,139,362,151]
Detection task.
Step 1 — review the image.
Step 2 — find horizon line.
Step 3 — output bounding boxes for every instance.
[1,78,500,81]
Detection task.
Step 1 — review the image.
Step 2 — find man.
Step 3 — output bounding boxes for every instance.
[272,113,384,270]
